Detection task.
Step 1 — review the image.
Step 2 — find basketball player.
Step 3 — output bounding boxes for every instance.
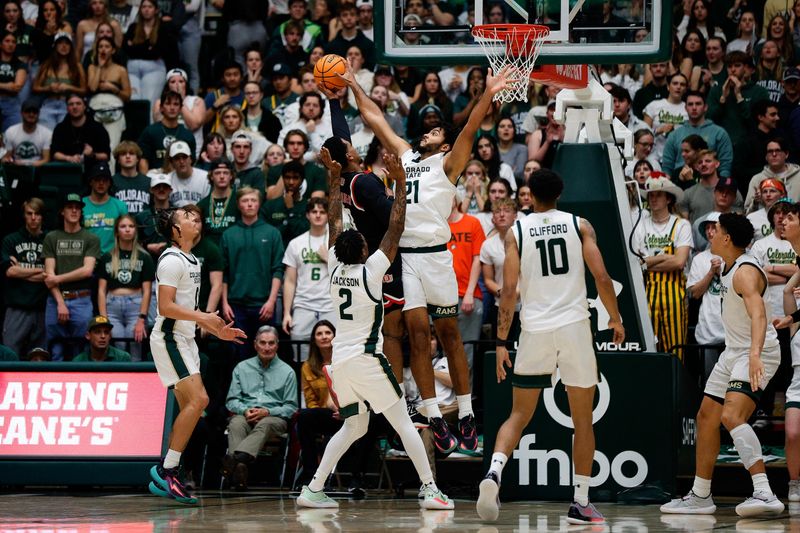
[476,169,624,525]
[296,147,453,510]
[336,58,516,454]
[662,213,784,517]
[148,205,246,504]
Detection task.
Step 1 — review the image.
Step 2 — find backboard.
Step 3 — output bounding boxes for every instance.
[375,0,670,66]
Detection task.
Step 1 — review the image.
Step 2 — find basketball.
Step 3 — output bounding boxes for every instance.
[314,54,347,91]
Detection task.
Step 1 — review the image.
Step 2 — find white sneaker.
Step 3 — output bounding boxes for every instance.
[735,490,785,517]
[419,484,454,510]
[789,480,800,502]
[296,486,339,509]
[660,491,717,514]
[476,473,501,522]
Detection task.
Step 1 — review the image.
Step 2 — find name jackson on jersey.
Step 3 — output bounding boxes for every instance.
[332,276,361,287]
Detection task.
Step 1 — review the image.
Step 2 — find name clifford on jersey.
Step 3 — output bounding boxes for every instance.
[332,275,360,287]
[529,223,569,237]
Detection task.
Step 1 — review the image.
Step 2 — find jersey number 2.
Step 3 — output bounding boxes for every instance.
[338,288,353,320]
[535,238,569,276]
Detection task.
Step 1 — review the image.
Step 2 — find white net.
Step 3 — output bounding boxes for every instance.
[472,25,550,103]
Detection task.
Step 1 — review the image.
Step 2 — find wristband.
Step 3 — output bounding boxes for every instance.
[792,308,800,324]
[495,337,514,349]
[138,313,147,319]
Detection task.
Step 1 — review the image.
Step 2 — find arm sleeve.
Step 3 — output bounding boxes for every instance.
[675,220,694,249]
[353,174,393,223]
[365,249,391,285]
[283,240,298,268]
[42,234,55,259]
[328,98,352,143]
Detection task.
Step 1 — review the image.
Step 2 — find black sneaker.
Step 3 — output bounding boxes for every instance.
[348,473,366,499]
[429,417,457,455]
[457,414,479,452]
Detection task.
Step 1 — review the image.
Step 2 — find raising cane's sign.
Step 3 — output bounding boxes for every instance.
[0,372,167,457]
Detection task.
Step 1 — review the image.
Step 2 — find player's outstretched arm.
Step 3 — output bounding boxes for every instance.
[338,58,411,157]
[736,265,768,391]
[444,65,516,183]
[378,153,406,263]
[320,147,344,245]
[158,285,246,344]
[495,228,520,382]
[581,219,625,344]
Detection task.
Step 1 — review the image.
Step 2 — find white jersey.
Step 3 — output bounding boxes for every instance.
[154,247,202,339]
[720,253,779,350]
[686,249,725,345]
[747,209,773,242]
[399,150,455,248]
[515,209,590,332]
[169,168,210,207]
[750,234,797,319]
[329,248,391,363]
[283,230,333,313]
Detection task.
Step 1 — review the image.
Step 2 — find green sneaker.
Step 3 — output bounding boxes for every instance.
[419,484,454,510]
[296,485,339,509]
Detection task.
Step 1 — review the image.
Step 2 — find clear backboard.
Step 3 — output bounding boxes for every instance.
[375,0,670,66]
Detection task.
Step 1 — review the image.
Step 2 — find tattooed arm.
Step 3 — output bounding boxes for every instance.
[320,147,343,245]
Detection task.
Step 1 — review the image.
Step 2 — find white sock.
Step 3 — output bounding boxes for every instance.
[423,398,443,420]
[574,474,591,506]
[488,452,507,482]
[752,473,773,494]
[163,448,181,469]
[457,394,473,419]
[692,476,712,498]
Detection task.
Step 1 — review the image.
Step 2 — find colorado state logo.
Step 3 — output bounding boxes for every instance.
[117,270,132,284]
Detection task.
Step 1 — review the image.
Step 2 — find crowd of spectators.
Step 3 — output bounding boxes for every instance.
[4,0,800,490]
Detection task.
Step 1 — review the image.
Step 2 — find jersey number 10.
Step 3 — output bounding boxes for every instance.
[535,238,569,276]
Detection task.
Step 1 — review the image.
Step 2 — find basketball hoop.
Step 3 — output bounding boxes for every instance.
[472,24,550,103]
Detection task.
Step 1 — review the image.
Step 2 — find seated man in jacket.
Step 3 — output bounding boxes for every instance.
[224,325,298,490]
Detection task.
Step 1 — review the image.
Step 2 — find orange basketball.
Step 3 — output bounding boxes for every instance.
[314,54,347,91]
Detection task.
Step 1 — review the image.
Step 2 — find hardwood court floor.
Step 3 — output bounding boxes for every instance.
[0,490,797,532]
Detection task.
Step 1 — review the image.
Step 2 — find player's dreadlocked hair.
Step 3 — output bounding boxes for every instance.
[322,136,348,168]
[156,207,180,243]
[334,229,367,265]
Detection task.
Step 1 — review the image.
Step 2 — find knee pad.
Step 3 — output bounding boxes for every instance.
[731,423,763,469]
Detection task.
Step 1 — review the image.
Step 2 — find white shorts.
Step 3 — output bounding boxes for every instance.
[150,329,201,388]
[512,319,599,389]
[787,366,800,408]
[401,249,458,317]
[704,345,781,402]
[327,353,402,418]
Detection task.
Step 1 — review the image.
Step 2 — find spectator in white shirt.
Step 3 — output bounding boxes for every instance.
[3,98,52,166]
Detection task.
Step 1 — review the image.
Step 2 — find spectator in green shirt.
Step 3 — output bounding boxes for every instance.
[112,141,151,215]
[83,162,129,253]
[73,315,132,362]
[197,158,239,246]
[138,89,196,173]
[261,159,310,246]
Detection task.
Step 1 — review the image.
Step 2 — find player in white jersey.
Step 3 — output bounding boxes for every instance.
[477,170,624,525]
[147,205,246,504]
[282,197,335,361]
[662,213,784,517]
[297,148,453,510]
[338,57,516,455]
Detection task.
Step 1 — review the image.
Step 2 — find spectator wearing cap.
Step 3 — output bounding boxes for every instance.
[72,315,132,362]
[122,0,179,108]
[751,200,798,320]
[26,347,51,361]
[32,32,87,131]
[740,100,782,183]
[203,60,245,133]
[661,91,734,182]
[43,193,101,361]
[82,162,129,253]
[277,91,331,160]
[707,51,769,181]
[50,92,110,168]
[748,177,788,242]
[396,13,429,46]
[135,171,171,262]
[242,81,282,144]
[692,176,742,249]
[778,67,800,132]
[0,29,27,131]
[261,159,314,246]
[356,0,374,40]
[138,89,195,173]
[2,97,52,166]
[86,35,131,150]
[153,68,207,158]
[230,131,267,192]
[197,158,240,246]
[324,2,375,69]
[166,140,210,207]
[111,141,150,214]
[221,186,285,359]
[264,63,300,128]
[609,84,649,134]
[745,138,800,211]
[97,214,154,360]
[686,211,724,374]
[2,198,48,358]
[679,149,744,223]
[632,176,694,357]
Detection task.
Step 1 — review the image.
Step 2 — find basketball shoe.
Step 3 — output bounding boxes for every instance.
[660,491,716,514]
[735,490,785,517]
[150,464,197,504]
[429,417,457,454]
[566,501,606,525]
[297,486,339,509]
[457,414,479,452]
[476,471,501,521]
